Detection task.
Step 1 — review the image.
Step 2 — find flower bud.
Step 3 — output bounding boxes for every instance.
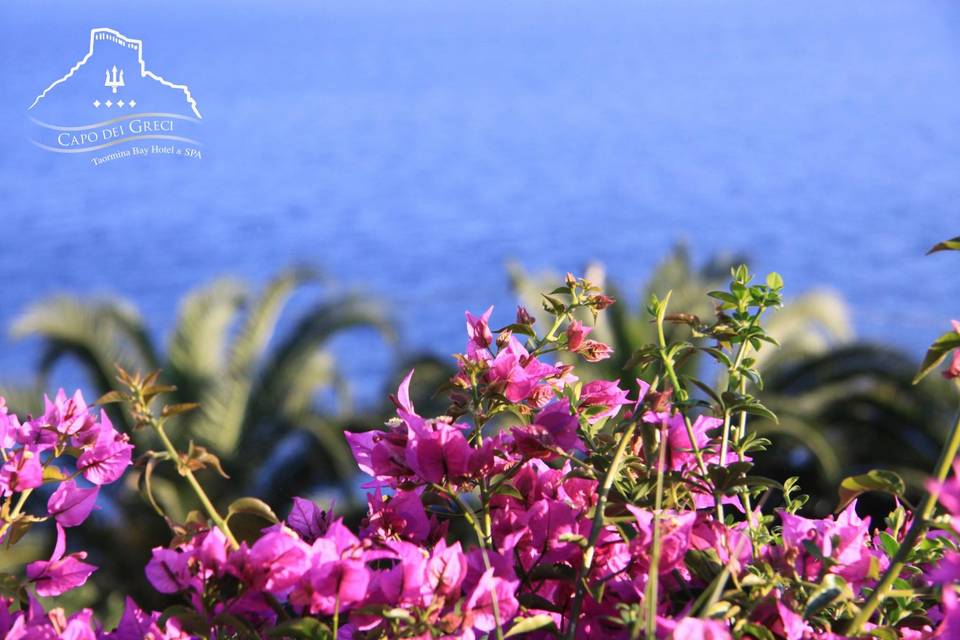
[516,305,535,326]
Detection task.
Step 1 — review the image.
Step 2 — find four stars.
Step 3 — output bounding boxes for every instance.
[93,98,136,108]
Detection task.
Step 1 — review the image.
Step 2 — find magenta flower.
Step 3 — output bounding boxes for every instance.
[670,617,732,639]
[374,541,431,608]
[286,497,332,543]
[512,399,584,458]
[290,520,370,615]
[778,500,884,587]
[578,379,630,423]
[404,419,472,485]
[40,389,95,438]
[927,461,960,524]
[462,568,519,634]
[486,336,559,403]
[427,539,467,598]
[76,411,133,485]
[364,488,432,543]
[578,340,614,362]
[236,528,312,593]
[0,448,43,497]
[100,596,174,640]
[47,479,99,527]
[627,506,696,576]
[26,524,97,597]
[466,306,494,358]
[145,548,193,594]
[0,399,22,450]
[929,551,960,586]
[565,320,592,351]
[292,550,370,616]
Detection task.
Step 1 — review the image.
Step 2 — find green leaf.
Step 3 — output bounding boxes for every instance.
[837,470,905,513]
[504,615,558,638]
[267,618,333,640]
[529,563,576,581]
[926,235,960,254]
[138,455,167,519]
[95,390,125,405]
[227,497,279,524]
[517,593,564,613]
[765,272,784,290]
[804,574,850,618]
[913,329,960,384]
[878,531,900,558]
[162,402,200,418]
[865,627,899,640]
[495,323,538,338]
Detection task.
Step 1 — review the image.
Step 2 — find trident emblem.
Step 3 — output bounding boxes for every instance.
[104,66,125,93]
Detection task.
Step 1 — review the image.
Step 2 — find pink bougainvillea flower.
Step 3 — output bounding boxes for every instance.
[286,497,332,543]
[511,399,584,459]
[426,539,467,598]
[292,555,370,616]
[938,587,960,638]
[462,568,520,634]
[0,399,23,450]
[929,551,960,586]
[578,340,614,362]
[76,411,133,485]
[626,506,696,576]
[145,548,193,594]
[0,447,43,497]
[466,306,494,358]
[235,528,312,594]
[671,617,732,639]
[290,519,371,616]
[363,488,432,543]
[927,461,960,522]
[486,336,559,403]
[100,596,184,640]
[777,500,884,588]
[565,320,592,352]
[578,379,630,424]
[403,416,472,485]
[46,479,99,527]
[26,524,97,597]
[40,389,95,438]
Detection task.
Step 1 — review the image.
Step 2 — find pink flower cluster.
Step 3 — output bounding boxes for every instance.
[1,391,132,596]
[4,296,960,640]
[132,306,906,638]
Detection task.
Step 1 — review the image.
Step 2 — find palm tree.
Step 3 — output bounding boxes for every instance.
[4,268,394,609]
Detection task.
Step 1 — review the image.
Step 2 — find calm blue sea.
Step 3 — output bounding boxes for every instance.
[1,1,959,404]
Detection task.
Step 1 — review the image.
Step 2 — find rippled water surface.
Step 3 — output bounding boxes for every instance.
[1,1,959,400]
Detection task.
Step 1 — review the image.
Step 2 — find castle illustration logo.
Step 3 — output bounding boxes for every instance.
[28,28,203,162]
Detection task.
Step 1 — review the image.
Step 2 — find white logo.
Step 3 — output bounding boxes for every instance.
[28,28,203,164]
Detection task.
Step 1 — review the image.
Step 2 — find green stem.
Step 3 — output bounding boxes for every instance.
[333,593,341,638]
[654,292,708,478]
[153,420,239,550]
[846,406,960,635]
[564,421,637,640]
[644,422,669,639]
